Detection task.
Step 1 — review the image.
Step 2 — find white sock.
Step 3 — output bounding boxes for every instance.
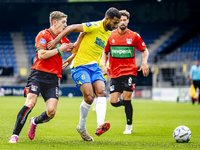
[96,97,107,127]
[78,100,91,131]
[126,124,132,129]
[12,134,19,138]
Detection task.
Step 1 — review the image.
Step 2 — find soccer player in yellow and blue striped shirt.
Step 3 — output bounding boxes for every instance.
[48,7,121,141]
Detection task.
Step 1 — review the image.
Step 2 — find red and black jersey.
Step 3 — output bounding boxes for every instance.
[32,28,70,78]
[104,28,146,78]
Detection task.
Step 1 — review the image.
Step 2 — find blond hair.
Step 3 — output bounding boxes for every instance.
[49,11,67,26]
[119,10,130,19]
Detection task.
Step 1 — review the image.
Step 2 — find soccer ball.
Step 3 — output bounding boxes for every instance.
[173,125,191,143]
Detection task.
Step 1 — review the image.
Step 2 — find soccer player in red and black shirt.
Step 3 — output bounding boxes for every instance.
[102,10,149,134]
[9,11,84,143]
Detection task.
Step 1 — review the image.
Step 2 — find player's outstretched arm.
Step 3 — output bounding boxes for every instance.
[138,48,149,77]
[102,51,109,75]
[47,24,84,49]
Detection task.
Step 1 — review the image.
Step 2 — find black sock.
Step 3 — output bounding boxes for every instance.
[111,98,124,107]
[34,111,53,124]
[13,106,31,135]
[123,100,133,125]
[192,98,195,104]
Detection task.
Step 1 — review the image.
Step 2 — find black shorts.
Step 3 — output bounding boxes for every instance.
[24,69,59,101]
[110,75,137,94]
[193,80,200,90]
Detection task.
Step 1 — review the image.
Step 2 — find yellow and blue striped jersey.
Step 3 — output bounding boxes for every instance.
[72,20,111,68]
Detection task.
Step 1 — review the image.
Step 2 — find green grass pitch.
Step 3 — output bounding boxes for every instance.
[0,96,200,150]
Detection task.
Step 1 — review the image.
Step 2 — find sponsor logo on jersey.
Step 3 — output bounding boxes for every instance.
[86,22,92,27]
[112,39,115,43]
[40,38,46,45]
[126,38,132,44]
[94,37,105,49]
[110,46,134,58]
[31,85,37,92]
[93,23,97,26]
[112,49,132,55]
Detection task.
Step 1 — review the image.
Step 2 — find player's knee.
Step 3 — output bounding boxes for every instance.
[111,102,121,107]
[25,100,36,109]
[96,90,106,97]
[84,94,95,104]
[47,108,56,118]
[25,94,37,108]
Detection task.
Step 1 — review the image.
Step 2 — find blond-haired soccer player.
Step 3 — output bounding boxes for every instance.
[102,10,149,134]
[9,11,84,143]
[48,7,121,141]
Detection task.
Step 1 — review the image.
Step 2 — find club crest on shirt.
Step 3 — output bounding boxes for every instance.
[112,39,115,43]
[40,38,46,45]
[86,22,92,27]
[126,38,132,44]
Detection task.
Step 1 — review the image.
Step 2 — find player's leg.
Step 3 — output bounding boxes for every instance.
[28,83,59,140]
[71,66,95,141]
[109,77,124,107]
[122,75,136,134]
[79,83,95,129]
[76,83,94,141]
[93,80,110,136]
[9,93,38,143]
[122,91,133,134]
[92,66,110,136]
[110,92,123,107]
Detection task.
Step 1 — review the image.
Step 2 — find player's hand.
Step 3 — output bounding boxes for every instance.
[138,61,149,77]
[190,79,193,84]
[59,43,74,52]
[62,54,75,68]
[102,65,109,75]
[47,40,57,50]
[63,58,72,69]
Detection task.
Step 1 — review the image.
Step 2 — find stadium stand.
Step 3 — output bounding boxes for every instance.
[0,31,16,71]
[163,34,200,62]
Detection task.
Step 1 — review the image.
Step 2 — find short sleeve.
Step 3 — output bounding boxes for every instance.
[82,22,100,33]
[104,37,111,52]
[135,33,146,52]
[35,31,48,51]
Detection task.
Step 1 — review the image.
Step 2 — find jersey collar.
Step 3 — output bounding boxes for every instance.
[117,28,128,37]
